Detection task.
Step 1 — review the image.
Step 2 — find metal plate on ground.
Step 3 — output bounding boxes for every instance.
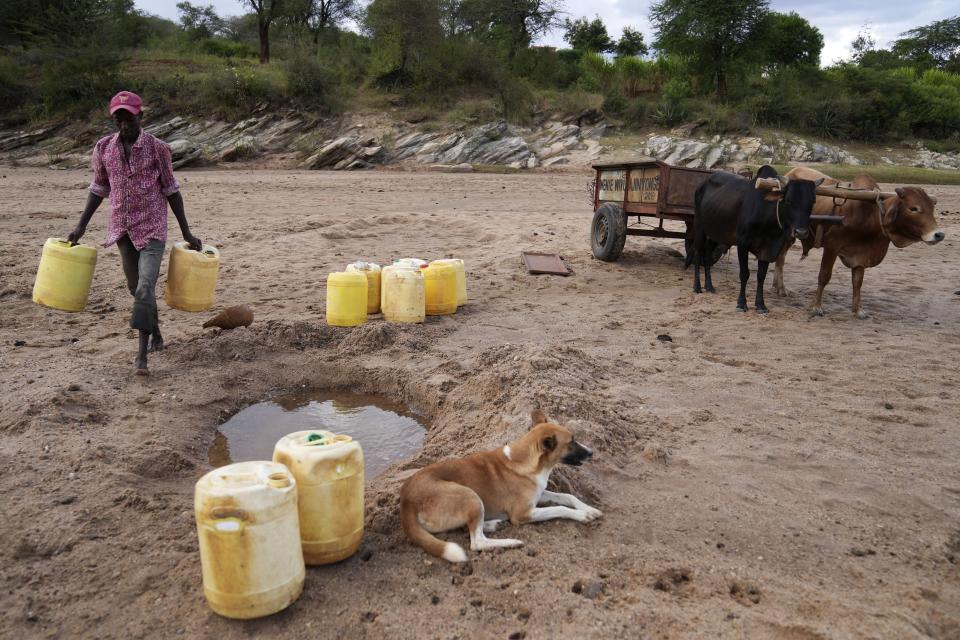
[522,252,571,276]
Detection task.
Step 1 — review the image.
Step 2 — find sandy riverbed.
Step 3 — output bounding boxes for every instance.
[1,166,958,639]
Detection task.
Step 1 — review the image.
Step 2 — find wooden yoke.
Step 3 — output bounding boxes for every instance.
[754,177,938,205]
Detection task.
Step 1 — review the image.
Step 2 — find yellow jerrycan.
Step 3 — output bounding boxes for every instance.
[381,265,424,323]
[194,461,305,619]
[422,262,458,316]
[326,271,367,327]
[33,238,98,312]
[431,258,467,306]
[393,257,427,269]
[273,430,364,565]
[166,242,220,311]
[345,262,381,314]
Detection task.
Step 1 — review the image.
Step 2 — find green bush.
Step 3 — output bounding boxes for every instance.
[40,49,122,115]
[203,65,283,116]
[284,56,336,109]
[0,56,30,115]
[495,76,535,124]
[614,57,657,97]
[622,98,656,129]
[577,52,617,93]
[652,99,688,127]
[911,68,960,137]
[697,102,750,134]
[199,38,256,59]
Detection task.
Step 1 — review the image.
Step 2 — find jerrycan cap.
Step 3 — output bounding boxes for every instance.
[200,460,294,494]
[301,430,353,448]
[277,429,356,452]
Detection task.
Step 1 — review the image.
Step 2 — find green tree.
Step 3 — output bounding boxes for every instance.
[364,0,444,87]
[287,0,359,46]
[563,16,613,53]
[242,0,284,63]
[459,0,565,60]
[755,11,823,69]
[614,26,648,58]
[892,16,960,72]
[850,24,876,63]
[176,2,226,40]
[5,0,137,49]
[650,0,768,100]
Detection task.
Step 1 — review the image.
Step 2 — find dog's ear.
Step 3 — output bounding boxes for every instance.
[542,434,556,453]
[531,409,547,426]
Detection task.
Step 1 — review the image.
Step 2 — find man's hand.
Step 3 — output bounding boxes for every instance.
[185,233,203,251]
[67,225,86,245]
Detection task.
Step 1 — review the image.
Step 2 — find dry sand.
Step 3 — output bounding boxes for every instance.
[1,166,958,639]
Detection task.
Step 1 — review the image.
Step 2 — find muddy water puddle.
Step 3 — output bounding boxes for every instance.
[209,391,427,480]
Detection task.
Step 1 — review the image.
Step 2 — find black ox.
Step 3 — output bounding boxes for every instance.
[690,165,822,314]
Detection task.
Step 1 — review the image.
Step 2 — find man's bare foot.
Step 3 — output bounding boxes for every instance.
[135,355,149,375]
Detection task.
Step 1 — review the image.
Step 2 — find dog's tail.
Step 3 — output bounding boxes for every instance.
[400,499,468,563]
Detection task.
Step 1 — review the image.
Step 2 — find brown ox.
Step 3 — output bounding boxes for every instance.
[774,167,944,318]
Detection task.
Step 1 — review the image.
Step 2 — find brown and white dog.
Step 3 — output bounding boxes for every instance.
[400,410,601,563]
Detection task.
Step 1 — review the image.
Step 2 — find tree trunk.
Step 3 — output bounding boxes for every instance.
[258,19,270,64]
[716,64,727,102]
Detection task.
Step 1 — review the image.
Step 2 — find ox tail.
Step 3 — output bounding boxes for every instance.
[400,497,468,563]
[686,182,708,270]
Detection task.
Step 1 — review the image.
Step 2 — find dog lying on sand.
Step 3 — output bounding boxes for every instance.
[400,410,602,562]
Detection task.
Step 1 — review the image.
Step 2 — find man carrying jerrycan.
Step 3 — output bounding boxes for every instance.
[67,91,202,376]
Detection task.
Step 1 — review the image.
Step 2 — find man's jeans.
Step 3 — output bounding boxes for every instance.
[116,235,165,333]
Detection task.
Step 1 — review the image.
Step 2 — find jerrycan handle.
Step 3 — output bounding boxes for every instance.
[212,517,245,534]
[209,507,249,534]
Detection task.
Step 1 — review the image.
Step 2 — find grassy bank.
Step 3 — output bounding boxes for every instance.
[777,164,960,185]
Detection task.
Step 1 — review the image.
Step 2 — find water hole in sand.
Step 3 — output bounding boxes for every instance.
[209,391,427,480]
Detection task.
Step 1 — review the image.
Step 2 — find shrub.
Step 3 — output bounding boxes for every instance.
[199,38,256,59]
[284,56,335,109]
[203,65,282,116]
[652,99,688,127]
[495,76,534,124]
[0,56,30,115]
[40,49,122,115]
[578,52,617,93]
[614,56,657,97]
[697,102,750,134]
[622,98,656,129]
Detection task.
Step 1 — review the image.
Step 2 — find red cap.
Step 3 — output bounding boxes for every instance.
[109,91,143,115]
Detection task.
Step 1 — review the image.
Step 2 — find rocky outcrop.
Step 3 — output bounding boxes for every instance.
[1,112,956,173]
[637,133,864,170]
[392,122,534,167]
[300,135,383,170]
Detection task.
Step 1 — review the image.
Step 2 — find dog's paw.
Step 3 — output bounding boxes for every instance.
[482,519,506,533]
[581,507,603,522]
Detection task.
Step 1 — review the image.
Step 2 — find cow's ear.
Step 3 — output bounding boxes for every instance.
[531,409,547,426]
[883,199,900,225]
[542,434,557,452]
[895,187,906,199]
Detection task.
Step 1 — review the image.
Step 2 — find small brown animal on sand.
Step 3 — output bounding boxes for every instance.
[400,409,601,562]
[202,305,253,330]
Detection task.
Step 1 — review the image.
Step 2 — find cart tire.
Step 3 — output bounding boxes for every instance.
[591,203,626,262]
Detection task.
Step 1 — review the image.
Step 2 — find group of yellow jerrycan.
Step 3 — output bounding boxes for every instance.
[33,237,221,313]
[195,430,364,619]
[326,257,467,327]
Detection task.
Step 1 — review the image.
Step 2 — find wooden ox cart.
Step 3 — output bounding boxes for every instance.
[590,160,905,262]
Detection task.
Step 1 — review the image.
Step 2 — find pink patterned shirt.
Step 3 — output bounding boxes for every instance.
[89,131,181,250]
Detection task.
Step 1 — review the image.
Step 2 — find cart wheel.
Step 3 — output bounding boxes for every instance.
[591,203,626,262]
